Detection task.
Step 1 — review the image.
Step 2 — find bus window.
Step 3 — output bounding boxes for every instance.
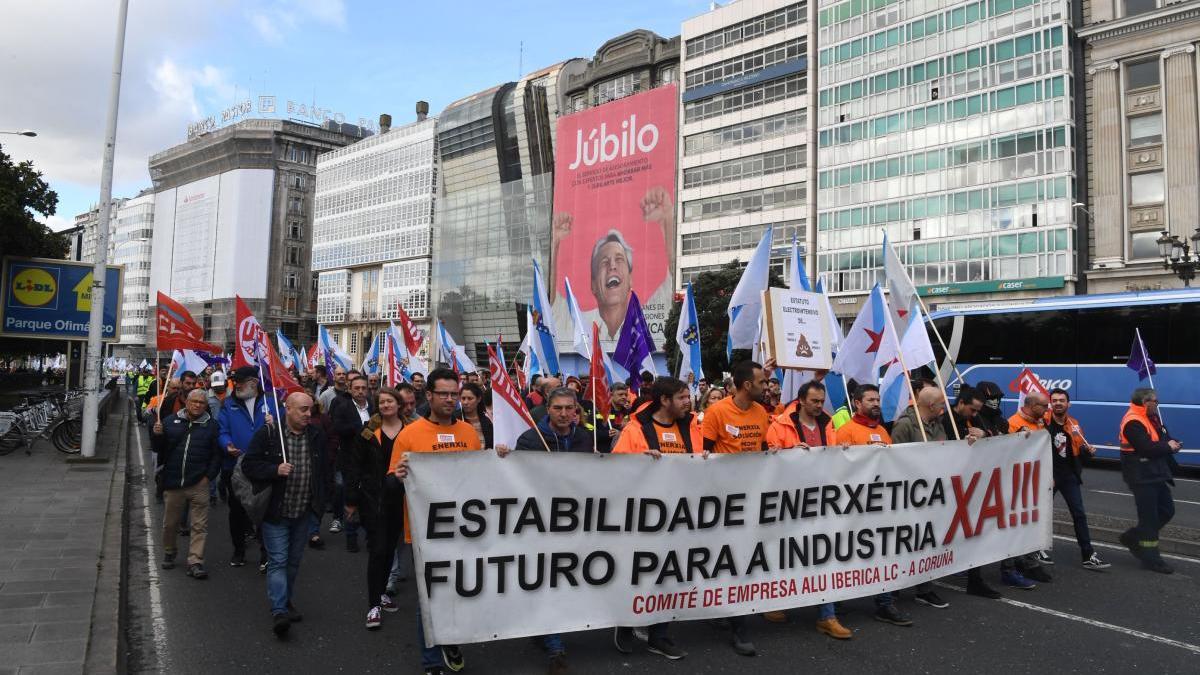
[956,313,1025,364]
[1076,305,1169,365]
[1167,301,1200,363]
[1022,309,1075,363]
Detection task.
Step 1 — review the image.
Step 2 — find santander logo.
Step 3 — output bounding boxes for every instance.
[568,114,659,170]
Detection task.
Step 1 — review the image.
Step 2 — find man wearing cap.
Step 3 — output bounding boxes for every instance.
[218,366,278,568]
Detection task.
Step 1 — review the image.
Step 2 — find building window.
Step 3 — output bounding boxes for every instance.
[594,73,637,105]
[657,65,677,86]
[1124,0,1160,17]
[287,246,302,266]
[1131,231,1162,260]
[292,174,305,190]
[311,273,319,295]
[282,295,298,316]
[685,2,807,59]
[1128,114,1162,147]
[1125,59,1160,91]
[1130,171,1164,205]
[288,196,303,214]
[349,331,358,355]
[285,272,299,290]
[289,221,303,240]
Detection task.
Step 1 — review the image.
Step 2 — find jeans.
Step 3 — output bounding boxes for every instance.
[261,513,316,615]
[221,468,253,556]
[388,542,413,587]
[539,633,565,657]
[363,498,405,607]
[818,602,836,620]
[334,471,359,538]
[874,592,894,608]
[647,623,671,641]
[1128,482,1175,559]
[416,607,455,669]
[1054,471,1094,559]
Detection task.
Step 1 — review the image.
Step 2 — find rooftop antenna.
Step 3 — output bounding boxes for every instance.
[518,40,523,79]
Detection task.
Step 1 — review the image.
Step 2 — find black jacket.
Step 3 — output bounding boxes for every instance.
[242,423,329,524]
[1120,417,1177,486]
[343,415,404,512]
[515,416,600,453]
[331,396,375,468]
[452,411,493,449]
[150,409,223,489]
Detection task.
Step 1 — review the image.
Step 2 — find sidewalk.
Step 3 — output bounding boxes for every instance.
[0,393,128,675]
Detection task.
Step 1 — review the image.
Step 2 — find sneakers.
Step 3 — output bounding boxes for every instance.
[761,610,788,623]
[966,580,1003,599]
[230,551,246,567]
[731,637,757,656]
[365,606,382,630]
[161,551,176,570]
[329,519,342,534]
[547,654,569,675]
[873,604,913,627]
[1024,566,1053,583]
[1001,569,1036,589]
[258,560,269,574]
[1033,550,1054,565]
[186,563,208,579]
[442,645,465,672]
[914,591,949,609]
[1082,553,1111,571]
[272,613,290,638]
[308,535,325,550]
[380,594,398,613]
[815,617,853,640]
[613,627,637,654]
[286,603,303,623]
[646,636,687,659]
[346,535,360,553]
[423,669,445,675]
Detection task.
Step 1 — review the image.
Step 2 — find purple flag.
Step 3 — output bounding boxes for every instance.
[1125,328,1156,381]
[613,291,656,393]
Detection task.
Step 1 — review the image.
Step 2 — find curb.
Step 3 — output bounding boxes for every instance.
[1053,515,1200,560]
[83,396,130,675]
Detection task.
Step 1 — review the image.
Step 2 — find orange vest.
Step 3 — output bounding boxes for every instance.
[830,417,891,446]
[1007,411,1044,434]
[1118,404,1159,452]
[1045,412,1087,457]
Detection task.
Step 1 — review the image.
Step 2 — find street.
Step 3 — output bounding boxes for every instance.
[121,417,1200,674]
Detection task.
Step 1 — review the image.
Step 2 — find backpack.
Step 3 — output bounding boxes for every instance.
[231,454,273,524]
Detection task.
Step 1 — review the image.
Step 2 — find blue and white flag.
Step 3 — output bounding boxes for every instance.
[830,284,889,387]
[676,282,704,395]
[613,291,656,392]
[170,349,209,376]
[530,259,561,375]
[727,226,773,353]
[878,298,935,423]
[316,325,353,372]
[788,234,811,292]
[359,333,382,376]
[563,277,591,361]
[276,330,299,371]
[437,321,476,373]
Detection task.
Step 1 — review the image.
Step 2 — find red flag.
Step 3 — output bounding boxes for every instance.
[1008,366,1050,409]
[588,323,610,419]
[489,343,537,447]
[156,291,221,353]
[396,303,424,355]
[232,296,266,369]
[259,336,304,396]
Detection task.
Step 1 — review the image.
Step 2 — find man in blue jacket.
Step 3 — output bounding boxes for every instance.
[151,389,223,579]
[218,366,278,568]
[514,387,598,453]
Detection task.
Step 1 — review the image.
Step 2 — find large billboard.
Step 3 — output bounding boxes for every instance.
[550,84,678,352]
[149,168,275,304]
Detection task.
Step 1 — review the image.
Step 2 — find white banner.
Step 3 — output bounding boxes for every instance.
[405,433,1051,646]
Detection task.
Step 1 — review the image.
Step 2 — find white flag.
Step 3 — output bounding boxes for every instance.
[727,227,773,351]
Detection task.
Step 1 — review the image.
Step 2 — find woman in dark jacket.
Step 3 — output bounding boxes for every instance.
[341,387,407,630]
[456,382,493,448]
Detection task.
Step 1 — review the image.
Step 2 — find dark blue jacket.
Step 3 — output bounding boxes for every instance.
[150,409,223,489]
[515,416,599,453]
[242,423,329,524]
[217,394,279,470]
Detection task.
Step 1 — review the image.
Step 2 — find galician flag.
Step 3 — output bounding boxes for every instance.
[530,259,561,375]
[359,333,382,376]
[489,343,537,449]
[676,282,704,394]
[276,330,299,371]
[613,291,656,392]
[727,226,773,353]
[883,233,920,335]
[877,298,937,423]
[170,349,209,376]
[318,325,354,372]
[564,277,592,362]
[830,284,890,387]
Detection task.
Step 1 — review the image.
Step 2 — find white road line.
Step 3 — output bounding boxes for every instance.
[935,581,1200,655]
[132,416,170,673]
[1089,489,1200,507]
[1051,534,1199,564]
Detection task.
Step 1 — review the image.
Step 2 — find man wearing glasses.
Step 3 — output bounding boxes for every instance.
[389,368,483,675]
[1118,388,1182,574]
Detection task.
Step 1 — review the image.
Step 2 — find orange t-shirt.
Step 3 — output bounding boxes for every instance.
[701,397,770,453]
[392,416,483,543]
[612,418,701,454]
[1008,412,1045,434]
[830,418,892,446]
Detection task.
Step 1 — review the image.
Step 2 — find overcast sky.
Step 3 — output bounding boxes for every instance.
[1,0,703,232]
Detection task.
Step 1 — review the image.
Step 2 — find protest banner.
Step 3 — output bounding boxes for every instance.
[760,287,834,371]
[405,433,1051,646]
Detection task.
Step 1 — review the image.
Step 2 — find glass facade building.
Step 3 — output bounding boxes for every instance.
[431,61,585,363]
[815,0,1077,312]
[313,116,438,359]
[679,0,812,288]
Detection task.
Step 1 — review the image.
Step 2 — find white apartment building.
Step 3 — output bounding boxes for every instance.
[77,192,155,358]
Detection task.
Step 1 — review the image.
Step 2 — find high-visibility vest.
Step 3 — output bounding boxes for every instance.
[1118,404,1159,452]
[136,375,153,397]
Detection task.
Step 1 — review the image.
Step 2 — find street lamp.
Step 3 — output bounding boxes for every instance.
[0,130,37,137]
[1155,227,1200,286]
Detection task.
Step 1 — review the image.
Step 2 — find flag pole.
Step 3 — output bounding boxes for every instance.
[591,374,598,454]
[1136,327,1164,424]
[920,311,960,440]
[885,328,927,443]
[255,339,287,464]
[156,356,176,422]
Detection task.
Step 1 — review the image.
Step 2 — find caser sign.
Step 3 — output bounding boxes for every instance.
[568,115,660,170]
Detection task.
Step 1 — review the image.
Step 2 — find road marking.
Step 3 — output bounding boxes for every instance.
[1052,534,1199,564]
[936,581,1200,655]
[132,413,170,673]
[1089,489,1200,507]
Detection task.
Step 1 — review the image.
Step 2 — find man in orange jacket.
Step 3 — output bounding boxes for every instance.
[1118,387,1181,574]
[827,384,891,447]
[1003,391,1053,585]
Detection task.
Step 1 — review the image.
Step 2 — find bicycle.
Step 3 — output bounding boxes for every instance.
[0,390,88,456]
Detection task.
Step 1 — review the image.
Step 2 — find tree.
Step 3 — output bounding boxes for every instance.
[663,260,784,381]
[0,143,67,260]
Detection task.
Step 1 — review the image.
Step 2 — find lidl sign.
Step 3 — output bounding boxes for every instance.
[1,257,122,340]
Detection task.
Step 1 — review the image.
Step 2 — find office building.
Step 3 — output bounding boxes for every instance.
[678,0,811,287]
[815,0,1076,315]
[1079,0,1200,292]
[430,59,587,362]
[312,107,439,361]
[147,119,365,350]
